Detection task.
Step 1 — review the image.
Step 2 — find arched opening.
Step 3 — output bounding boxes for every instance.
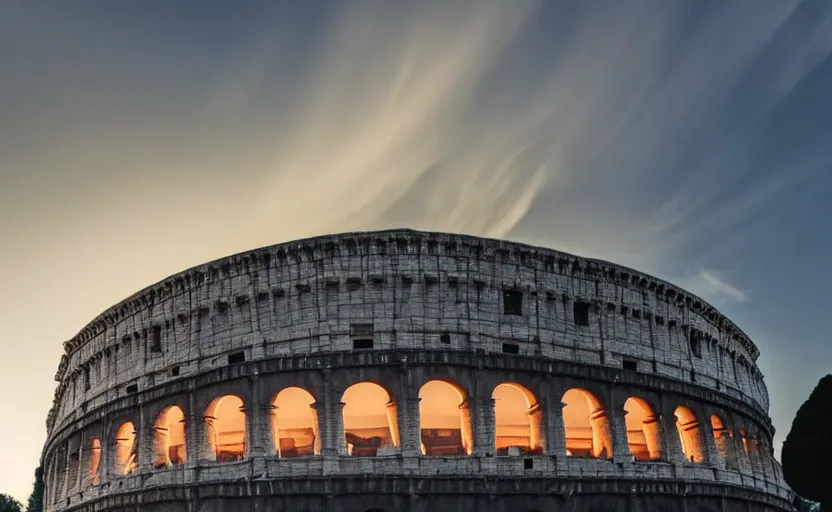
[88,438,101,486]
[740,429,764,474]
[562,388,613,458]
[674,406,704,463]
[419,380,472,456]
[492,383,543,455]
[205,395,246,462]
[271,387,319,457]
[711,415,736,468]
[623,397,662,460]
[153,406,187,468]
[114,422,137,475]
[342,382,398,456]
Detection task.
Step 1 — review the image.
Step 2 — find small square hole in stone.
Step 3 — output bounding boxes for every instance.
[502,343,520,354]
[440,333,451,344]
[171,366,180,377]
[524,458,534,469]
[353,339,374,350]
[622,358,638,371]
[227,351,246,365]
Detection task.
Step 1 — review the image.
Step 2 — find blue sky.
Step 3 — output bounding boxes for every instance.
[1,0,831,503]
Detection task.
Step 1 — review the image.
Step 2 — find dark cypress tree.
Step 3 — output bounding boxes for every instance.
[25,466,44,512]
[782,374,832,510]
[0,494,23,512]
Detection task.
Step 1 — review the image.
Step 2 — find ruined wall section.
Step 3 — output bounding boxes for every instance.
[46,230,769,435]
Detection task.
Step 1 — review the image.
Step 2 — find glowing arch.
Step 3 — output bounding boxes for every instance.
[492,383,543,455]
[674,406,704,463]
[419,380,473,456]
[153,405,187,467]
[562,388,612,458]
[342,382,398,456]
[114,422,137,475]
[205,395,246,462]
[623,397,662,460]
[271,387,319,457]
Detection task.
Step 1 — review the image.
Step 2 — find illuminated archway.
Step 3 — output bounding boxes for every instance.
[114,422,137,475]
[342,382,398,456]
[674,406,704,463]
[711,415,735,468]
[562,388,612,458]
[419,380,473,456]
[492,383,543,455]
[623,397,662,460]
[205,395,246,462]
[272,387,319,457]
[88,438,101,486]
[153,406,187,468]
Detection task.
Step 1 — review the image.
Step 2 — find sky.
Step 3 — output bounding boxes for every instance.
[2,0,832,504]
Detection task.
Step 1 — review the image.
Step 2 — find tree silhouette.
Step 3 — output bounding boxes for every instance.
[26,466,45,512]
[782,374,832,510]
[0,493,23,512]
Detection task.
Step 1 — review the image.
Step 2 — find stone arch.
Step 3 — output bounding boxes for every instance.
[113,422,137,475]
[419,379,473,456]
[562,388,613,458]
[492,382,544,455]
[342,382,399,456]
[204,395,246,462]
[271,387,320,457]
[739,428,764,475]
[87,438,101,487]
[674,405,705,463]
[153,405,187,468]
[711,414,737,469]
[623,397,662,460]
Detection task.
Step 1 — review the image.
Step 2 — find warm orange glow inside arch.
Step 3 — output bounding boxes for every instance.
[114,422,137,475]
[492,383,539,455]
[272,387,318,457]
[674,405,704,463]
[562,388,612,458]
[342,382,397,456]
[205,395,246,462]
[419,380,471,456]
[711,414,734,465]
[88,438,101,486]
[623,397,662,460]
[153,406,186,468]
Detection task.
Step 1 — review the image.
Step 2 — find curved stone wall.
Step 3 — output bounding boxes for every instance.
[40,229,792,512]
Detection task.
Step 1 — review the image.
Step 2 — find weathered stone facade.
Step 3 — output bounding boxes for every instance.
[41,229,793,512]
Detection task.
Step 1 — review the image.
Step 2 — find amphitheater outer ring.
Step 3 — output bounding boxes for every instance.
[41,229,793,512]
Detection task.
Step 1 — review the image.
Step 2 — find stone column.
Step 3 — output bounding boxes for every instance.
[733,429,752,474]
[589,409,614,459]
[248,374,268,457]
[74,434,85,493]
[642,414,663,461]
[61,444,71,500]
[702,421,721,468]
[475,398,496,457]
[138,406,151,472]
[386,401,401,451]
[319,400,347,456]
[185,393,200,468]
[527,402,545,454]
[398,395,422,457]
[611,407,631,462]
[459,399,475,456]
[548,401,567,456]
[310,403,323,456]
[662,413,686,464]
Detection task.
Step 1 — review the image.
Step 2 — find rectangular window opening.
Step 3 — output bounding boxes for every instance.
[150,325,162,353]
[227,351,246,365]
[171,366,180,377]
[573,301,590,326]
[690,337,702,358]
[524,458,534,469]
[125,384,138,394]
[353,338,374,350]
[503,289,523,316]
[502,343,520,354]
[440,333,451,344]
[622,358,638,371]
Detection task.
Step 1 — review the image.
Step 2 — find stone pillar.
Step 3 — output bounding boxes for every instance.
[589,408,614,459]
[459,399,475,456]
[138,406,151,472]
[642,414,663,460]
[548,401,567,456]
[399,395,422,457]
[310,403,323,456]
[733,429,752,474]
[61,443,71,500]
[610,408,631,462]
[677,420,704,463]
[386,401,401,451]
[74,434,85,493]
[702,421,721,468]
[474,398,496,457]
[662,413,686,464]
[185,393,199,468]
[527,402,545,453]
[318,400,347,455]
[248,374,268,457]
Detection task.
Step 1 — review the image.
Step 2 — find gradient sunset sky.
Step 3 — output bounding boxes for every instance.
[2,0,832,503]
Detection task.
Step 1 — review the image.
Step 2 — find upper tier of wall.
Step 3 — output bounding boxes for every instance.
[46,229,769,433]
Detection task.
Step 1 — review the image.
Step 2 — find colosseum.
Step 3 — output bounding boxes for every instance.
[41,229,794,512]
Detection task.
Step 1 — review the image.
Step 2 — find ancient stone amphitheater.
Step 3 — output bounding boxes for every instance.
[41,229,793,512]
